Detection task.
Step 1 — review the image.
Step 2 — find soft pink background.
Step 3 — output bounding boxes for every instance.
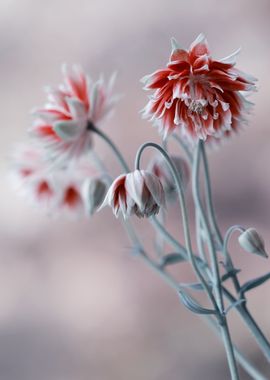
[0,0,270,379]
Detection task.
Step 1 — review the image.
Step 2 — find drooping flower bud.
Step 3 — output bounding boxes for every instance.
[148,155,190,200]
[82,176,108,216]
[100,170,165,219]
[238,228,268,258]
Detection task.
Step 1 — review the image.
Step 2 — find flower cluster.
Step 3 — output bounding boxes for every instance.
[11,65,117,217]
[10,143,102,217]
[10,35,256,220]
[141,34,256,143]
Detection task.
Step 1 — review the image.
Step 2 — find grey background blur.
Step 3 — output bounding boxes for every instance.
[1,0,270,379]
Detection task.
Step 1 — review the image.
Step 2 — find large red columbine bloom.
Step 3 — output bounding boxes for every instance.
[141,34,256,143]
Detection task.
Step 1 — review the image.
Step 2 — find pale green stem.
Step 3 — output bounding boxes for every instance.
[223,225,245,294]
[89,123,130,173]
[196,212,208,264]
[199,145,270,361]
[153,213,270,363]
[125,223,266,380]
[90,125,270,370]
[193,140,239,380]
[135,142,219,315]
[200,142,223,248]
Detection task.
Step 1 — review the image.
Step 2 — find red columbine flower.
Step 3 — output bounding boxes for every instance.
[100,170,165,219]
[30,64,118,163]
[141,34,256,143]
[10,143,97,216]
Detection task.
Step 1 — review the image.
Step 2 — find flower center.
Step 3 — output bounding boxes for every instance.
[188,99,207,115]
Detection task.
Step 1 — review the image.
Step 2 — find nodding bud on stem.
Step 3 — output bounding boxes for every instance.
[148,155,190,200]
[99,170,165,219]
[82,176,108,216]
[238,228,268,258]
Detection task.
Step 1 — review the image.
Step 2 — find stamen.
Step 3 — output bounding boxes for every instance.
[188,99,207,114]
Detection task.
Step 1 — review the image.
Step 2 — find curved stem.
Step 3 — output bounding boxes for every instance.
[89,124,270,365]
[198,142,270,361]
[126,228,266,379]
[89,123,130,173]
[193,141,239,380]
[152,212,270,362]
[135,142,219,315]
[223,225,245,294]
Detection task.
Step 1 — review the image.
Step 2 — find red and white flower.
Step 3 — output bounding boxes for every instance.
[30,64,118,163]
[141,34,256,143]
[10,143,97,216]
[100,170,165,219]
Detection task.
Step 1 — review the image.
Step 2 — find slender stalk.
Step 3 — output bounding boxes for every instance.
[200,142,223,248]
[90,125,270,368]
[196,212,208,263]
[123,219,265,379]
[193,141,239,379]
[135,142,218,313]
[223,225,245,294]
[153,211,270,362]
[200,144,270,361]
[88,122,130,173]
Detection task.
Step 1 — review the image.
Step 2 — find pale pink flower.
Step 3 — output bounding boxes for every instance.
[10,143,97,216]
[30,64,118,163]
[100,170,165,218]
[141,34,256,143]
[148,155,189,199]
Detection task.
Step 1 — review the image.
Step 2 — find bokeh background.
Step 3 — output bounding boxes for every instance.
[1,0,270,379]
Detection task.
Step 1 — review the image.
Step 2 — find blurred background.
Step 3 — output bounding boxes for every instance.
[1,0,270,379]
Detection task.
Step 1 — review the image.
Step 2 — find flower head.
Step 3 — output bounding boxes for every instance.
[148,155,189,200]
[30,65,118,163]
[10,143,97,216]
[100,170,165,219]
[141,34,256,143]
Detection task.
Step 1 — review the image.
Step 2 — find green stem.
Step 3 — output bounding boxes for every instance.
[199,144,270,361]
[124,219,265,379]
[89,123,130,173]
[223,225,245,294]
[193,141,239,380]
[90,125,270,370]
[153,213,270,362]
[135,142,218,313]
[200,142,223,248]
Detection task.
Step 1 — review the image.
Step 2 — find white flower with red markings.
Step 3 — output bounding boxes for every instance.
[30,64,118,163]
[10,143,97,216]
[141,34,256,143]
[100,170,165,219]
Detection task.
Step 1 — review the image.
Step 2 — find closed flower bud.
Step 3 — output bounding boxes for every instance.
[100,170,165,219]
[148,155,189,200]
[238,228,268,258]
[82,176,108,215]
